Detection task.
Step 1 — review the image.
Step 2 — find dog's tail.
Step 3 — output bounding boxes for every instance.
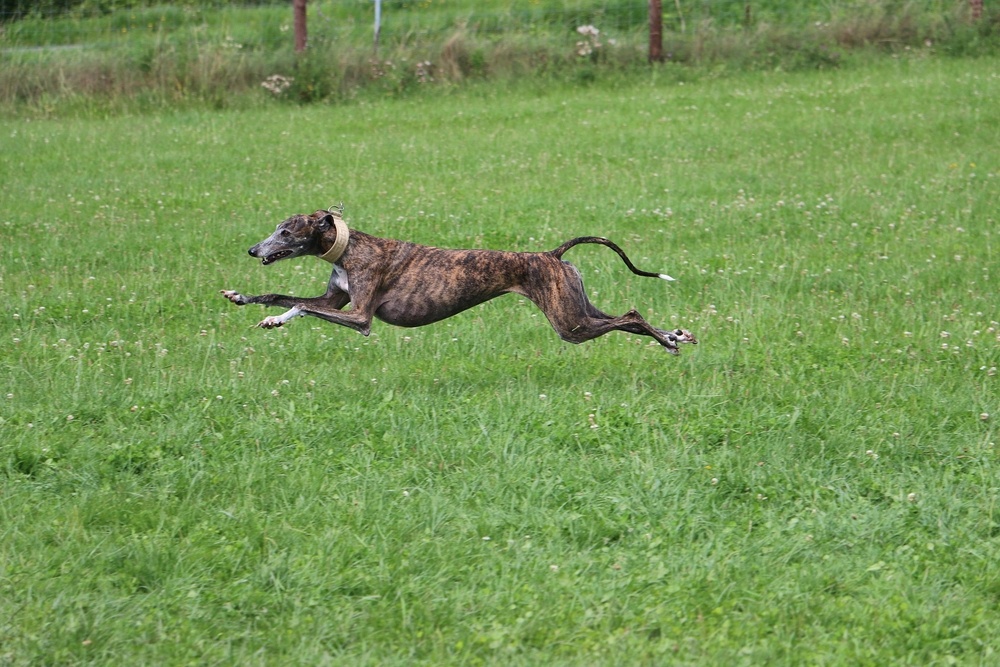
[549,237,675,282]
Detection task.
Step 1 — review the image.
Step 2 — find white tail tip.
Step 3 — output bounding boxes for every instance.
[659,273,676,282]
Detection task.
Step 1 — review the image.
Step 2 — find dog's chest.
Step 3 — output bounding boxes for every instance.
[329,264,350,293]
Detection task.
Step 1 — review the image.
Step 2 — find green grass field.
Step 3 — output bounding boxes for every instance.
[1,54,999,664]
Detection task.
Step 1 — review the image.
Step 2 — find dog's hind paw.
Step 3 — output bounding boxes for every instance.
[658,328,697,355]
[220,290,248,305]
[673,329,698,345]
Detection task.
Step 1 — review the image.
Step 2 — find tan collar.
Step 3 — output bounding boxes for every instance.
[318,215,350,264]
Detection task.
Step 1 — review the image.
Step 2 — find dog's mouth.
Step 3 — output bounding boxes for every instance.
[261,250,293,265]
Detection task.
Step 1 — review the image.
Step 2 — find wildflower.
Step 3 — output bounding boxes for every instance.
[575,24,603,57]
[261,75,294,96]
[415,60,434,83]
[981,413,990,421]
[907,493,917,502]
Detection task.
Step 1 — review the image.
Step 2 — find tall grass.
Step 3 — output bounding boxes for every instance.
[1,0,997,115]
[1,54,998,663]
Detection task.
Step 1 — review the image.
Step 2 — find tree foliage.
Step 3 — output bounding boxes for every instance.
[0,0,284,22]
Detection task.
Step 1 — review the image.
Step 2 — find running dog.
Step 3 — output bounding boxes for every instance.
[221,207,697,354]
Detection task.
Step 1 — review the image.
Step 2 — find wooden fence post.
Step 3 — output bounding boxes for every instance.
[294,0,308,52]
[649,0,663,63]
[970,0,983,20]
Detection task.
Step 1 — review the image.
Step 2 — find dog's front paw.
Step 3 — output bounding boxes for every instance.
[257,316,285,329]
[220,290,248,306]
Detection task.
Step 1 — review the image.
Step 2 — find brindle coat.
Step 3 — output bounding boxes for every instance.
[221,209,697,354]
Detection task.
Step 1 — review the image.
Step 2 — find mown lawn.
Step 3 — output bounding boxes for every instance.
[1,55,999,664]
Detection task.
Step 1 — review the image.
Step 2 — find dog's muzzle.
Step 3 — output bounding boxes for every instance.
[248,246,291,265]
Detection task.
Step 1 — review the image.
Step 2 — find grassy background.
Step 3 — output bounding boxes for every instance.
[2,54,999,663]
[3,0,997,114]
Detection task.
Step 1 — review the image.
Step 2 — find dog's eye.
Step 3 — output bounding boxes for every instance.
[280,229,291,237]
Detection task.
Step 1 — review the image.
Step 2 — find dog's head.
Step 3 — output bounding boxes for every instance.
[248,210,339,265]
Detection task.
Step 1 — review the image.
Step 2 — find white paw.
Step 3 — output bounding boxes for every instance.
[220,290,246,305]
[673,329,698,345]
[257,316,284,329]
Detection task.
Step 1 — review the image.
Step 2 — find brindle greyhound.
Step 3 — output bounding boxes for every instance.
[220,207,697,354]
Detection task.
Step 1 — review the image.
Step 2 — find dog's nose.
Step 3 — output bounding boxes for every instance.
[248,247,259,257]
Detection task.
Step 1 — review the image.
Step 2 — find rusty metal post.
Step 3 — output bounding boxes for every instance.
[649,0,663,63]
[970,0,983,20]
[294,0,308,52]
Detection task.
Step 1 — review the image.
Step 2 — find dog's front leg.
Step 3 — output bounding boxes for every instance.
[258,306,305,329]
[221,290,348,309]
[221,290,351,329]
[252,298,376,334]
[292,304,375,336]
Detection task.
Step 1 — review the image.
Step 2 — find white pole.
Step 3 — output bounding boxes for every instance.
[374,0,382,55]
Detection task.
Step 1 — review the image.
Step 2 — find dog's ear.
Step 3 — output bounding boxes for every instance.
[317,213,335,231]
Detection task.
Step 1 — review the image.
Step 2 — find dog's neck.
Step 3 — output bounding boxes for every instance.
[319,216,350,264]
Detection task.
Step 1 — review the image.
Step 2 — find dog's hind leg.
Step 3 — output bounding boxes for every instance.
[521,262,697,353]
